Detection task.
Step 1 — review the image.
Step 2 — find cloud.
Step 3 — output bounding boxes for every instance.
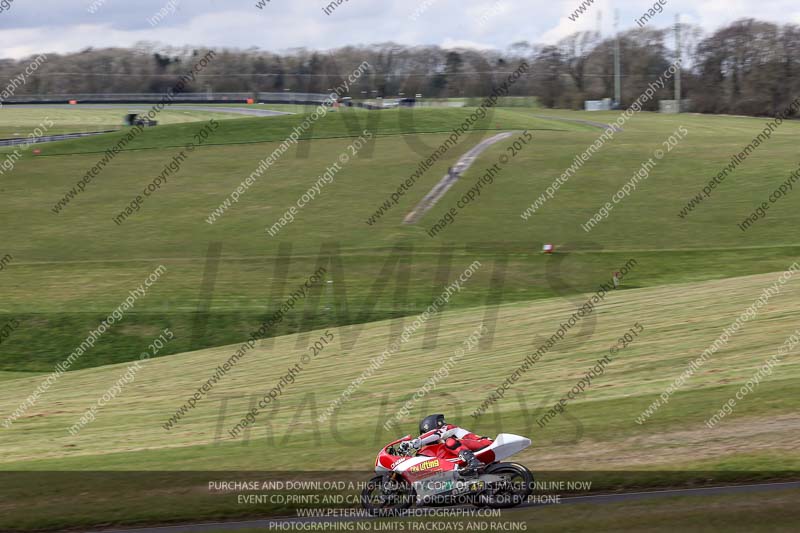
[0,0,796,59]
[540,0,613,43]
[439,38,497,50]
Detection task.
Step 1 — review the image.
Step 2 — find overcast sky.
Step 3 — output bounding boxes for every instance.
[1,0,798,59]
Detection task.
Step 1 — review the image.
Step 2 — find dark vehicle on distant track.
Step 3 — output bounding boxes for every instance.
[124,113,158,127]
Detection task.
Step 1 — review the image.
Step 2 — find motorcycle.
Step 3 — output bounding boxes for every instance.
[361,433,534,515]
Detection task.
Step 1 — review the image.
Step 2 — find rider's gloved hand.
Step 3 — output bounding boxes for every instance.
[397,441,411,454]
[410,438,421,449]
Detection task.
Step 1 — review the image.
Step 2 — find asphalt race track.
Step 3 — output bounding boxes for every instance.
[4,104,294,117]
[82,481,800,533]
[403,131,516,224]
[0,105,293,147]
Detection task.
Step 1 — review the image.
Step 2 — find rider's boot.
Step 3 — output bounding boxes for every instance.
[458,450,483,478]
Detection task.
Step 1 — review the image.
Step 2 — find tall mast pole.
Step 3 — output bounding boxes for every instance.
[675,14,682,112]
[614,9,621,106]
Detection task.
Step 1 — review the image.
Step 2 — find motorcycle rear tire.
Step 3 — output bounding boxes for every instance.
[479,462,534,509]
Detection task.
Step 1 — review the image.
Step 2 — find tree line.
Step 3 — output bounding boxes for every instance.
[1,18,798,118]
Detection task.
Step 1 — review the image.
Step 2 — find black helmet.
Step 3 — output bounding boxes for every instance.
[419,414,445,434]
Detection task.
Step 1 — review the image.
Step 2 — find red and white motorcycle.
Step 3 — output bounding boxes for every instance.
[361,433,534,514]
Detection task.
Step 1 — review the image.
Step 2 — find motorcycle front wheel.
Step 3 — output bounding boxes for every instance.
[360,474,415,516]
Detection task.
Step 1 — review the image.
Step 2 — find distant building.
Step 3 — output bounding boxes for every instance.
[659,99,693,114]
[584,98,613,111]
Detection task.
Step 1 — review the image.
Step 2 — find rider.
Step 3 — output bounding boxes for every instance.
[399,414,493,477]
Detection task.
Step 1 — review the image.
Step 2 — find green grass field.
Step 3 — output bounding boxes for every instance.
[3,270,798,468]
[0,104,798,529]
[0,271,798,528]
[1,106,798,370]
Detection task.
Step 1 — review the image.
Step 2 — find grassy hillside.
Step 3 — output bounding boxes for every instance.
[22,107,583,155]
[2,271,798,469]
[0,108,798,371]
[0,271,798,529]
